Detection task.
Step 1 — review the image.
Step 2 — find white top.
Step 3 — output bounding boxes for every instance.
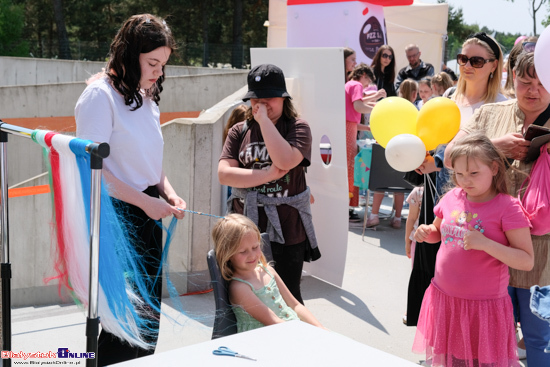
[443,91,508,129]
[75,77,164,192]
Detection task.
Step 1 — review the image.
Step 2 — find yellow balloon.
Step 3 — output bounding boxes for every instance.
[369,97,418,148]
[416,97,461,151]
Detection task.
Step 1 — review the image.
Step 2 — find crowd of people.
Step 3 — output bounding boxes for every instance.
[73,11,550,367]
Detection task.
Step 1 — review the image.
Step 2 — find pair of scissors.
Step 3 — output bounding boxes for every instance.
[213,346,256,361]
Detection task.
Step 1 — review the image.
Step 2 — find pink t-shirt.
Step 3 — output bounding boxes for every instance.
[433,188,530,300]
[345,80,364,123]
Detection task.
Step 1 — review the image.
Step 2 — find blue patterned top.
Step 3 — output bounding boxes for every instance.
[232,265,298,332]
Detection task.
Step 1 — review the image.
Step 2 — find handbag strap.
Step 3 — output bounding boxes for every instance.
[532,104,550,127]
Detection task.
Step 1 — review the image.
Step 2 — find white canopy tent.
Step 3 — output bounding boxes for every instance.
[267,0,449,73]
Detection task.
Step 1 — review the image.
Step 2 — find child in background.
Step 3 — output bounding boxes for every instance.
[413,133,533,367]
[212,214,324,333]
[405,186,424,265]
[416,78,433,109]
[346,63,386,221]
[431,72,454,96]
[359,81,379,140]
[402,186,423,326]
[222,104,248,144]
[398,79,419,106]
[222,104,249,200]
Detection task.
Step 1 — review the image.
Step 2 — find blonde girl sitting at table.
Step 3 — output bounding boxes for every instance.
[212,214,324,332]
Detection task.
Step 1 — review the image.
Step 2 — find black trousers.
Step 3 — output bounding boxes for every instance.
[271,240,307,305]
[97,186,163,367]
[406,176,441,327]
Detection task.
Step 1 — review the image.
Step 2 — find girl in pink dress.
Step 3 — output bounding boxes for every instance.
[412,133,534,367]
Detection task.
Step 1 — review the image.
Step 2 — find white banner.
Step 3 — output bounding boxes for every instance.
[287,1,386,65]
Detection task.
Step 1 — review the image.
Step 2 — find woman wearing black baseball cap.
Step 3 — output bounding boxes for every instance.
[219,64,320,305]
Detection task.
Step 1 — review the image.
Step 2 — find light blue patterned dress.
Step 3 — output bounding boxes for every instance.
[232,265,298,332]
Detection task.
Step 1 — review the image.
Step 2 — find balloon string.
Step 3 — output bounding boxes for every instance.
[423,174,427,225]
[426,173,437,202]
[421,173,437,226]
[179,209,225,219]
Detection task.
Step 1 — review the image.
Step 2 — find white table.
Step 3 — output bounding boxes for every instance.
[112,321,418,366]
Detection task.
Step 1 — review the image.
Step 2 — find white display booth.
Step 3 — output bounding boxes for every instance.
[251,47,348,287]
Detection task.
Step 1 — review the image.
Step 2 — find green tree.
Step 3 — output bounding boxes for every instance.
[0,0,29,56]
[441,0,479,62]
[52,0,71,59]
[66,0,126,60]
[16,0,56,58]
[440,0,520,62]
[506,0,547,35]
[232,0,244,68]
[10,0,269,65]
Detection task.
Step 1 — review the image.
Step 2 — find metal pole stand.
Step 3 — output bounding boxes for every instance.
[0,122,109,367]
[86,143,109,367]
[0,127,11,367]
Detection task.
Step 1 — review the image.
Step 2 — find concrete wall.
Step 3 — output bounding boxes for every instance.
[161,87,247,293]
[2,70,246,186]
[6,135,49,188]
[8,86,248,307]
[0,56,243,87]
[0,72,247,119]
[10,173,62,307]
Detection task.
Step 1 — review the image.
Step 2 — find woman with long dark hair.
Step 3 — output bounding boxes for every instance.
[366,45,402,229]
[371,45,397,97]
[75,14,186,365]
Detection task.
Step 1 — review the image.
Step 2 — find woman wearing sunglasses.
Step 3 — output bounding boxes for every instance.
[371,45,397,97]
[449,32,507,128]
[366,45,405,229]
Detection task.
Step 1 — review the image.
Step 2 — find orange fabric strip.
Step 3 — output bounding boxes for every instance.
[8,185,50,198]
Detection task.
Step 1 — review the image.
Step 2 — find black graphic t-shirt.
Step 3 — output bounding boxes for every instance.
[220,117,312,245]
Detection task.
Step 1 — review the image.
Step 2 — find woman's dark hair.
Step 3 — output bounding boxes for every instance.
[514,51,537,80]
[349,63,376,83]
[344,47,356,82]
[344,47,355,61]
[107,14,176,110]
[371,45,396,83]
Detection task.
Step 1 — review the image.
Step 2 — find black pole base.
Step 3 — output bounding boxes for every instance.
[86,317,99,367]
[2,262,11,366]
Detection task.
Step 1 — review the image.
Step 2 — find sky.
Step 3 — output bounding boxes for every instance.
[421,0,548,36]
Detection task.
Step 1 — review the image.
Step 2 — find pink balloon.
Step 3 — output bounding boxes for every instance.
[515,35,527,45]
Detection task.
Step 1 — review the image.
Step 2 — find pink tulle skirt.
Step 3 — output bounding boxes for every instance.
[413,281,519,367]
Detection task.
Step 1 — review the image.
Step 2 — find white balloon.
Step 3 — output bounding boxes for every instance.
[535,25,550,92]
[385,134,426,172]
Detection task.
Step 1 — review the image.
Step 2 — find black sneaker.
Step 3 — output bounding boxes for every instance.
[349,210,361,222]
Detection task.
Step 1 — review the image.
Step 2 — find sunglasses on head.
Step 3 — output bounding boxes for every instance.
[381,53,393,60]
[522,42,536,53]
[456,54,495,68]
